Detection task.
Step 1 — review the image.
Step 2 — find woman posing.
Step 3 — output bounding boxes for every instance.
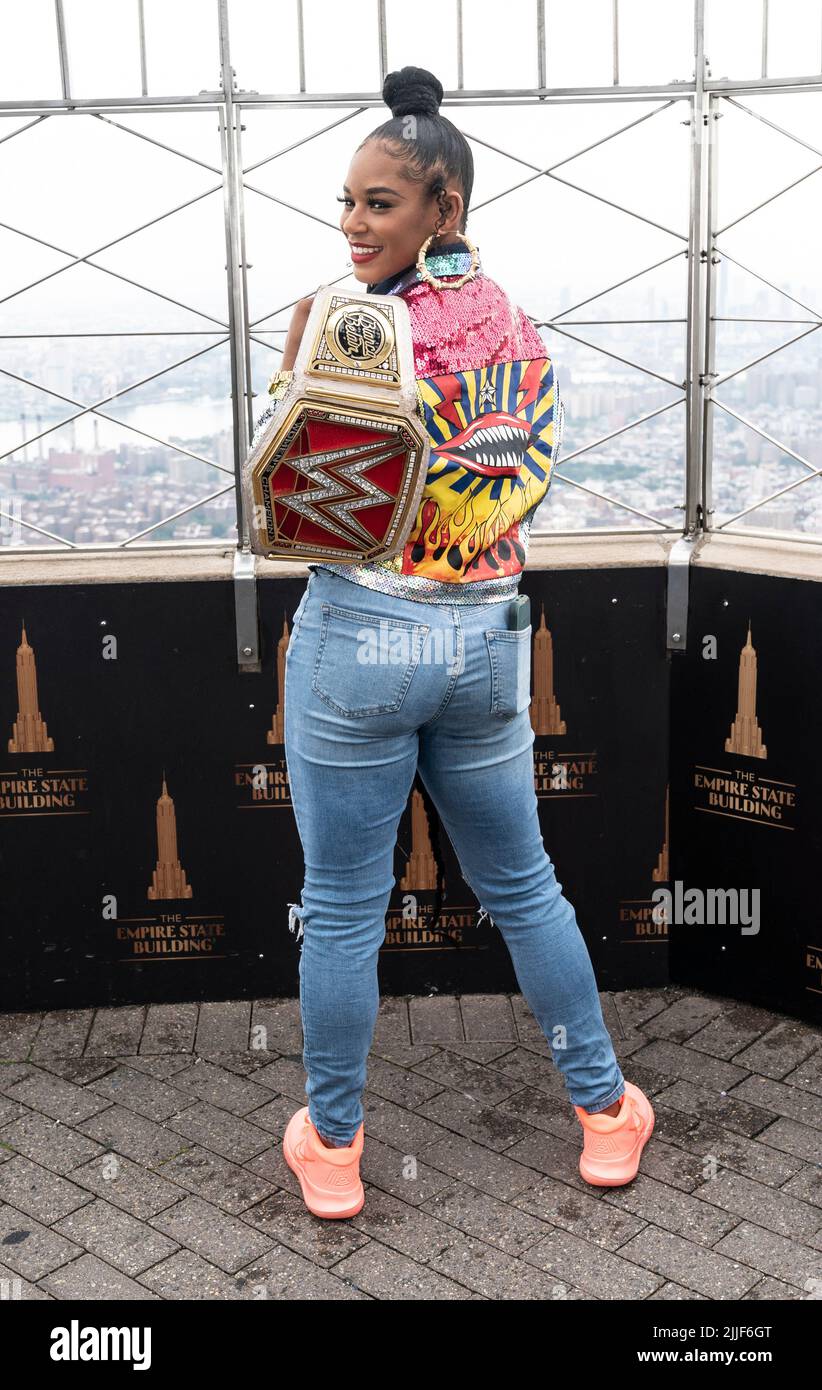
[252,65,654,1220]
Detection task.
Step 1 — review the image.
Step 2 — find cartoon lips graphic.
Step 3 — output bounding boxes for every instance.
[433,411,530,477]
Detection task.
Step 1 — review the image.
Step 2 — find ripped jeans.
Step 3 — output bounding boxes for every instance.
[284,564,625,1144]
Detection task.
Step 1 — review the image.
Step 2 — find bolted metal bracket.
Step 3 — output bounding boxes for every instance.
[233,547,261,671]
[666,532,706,652]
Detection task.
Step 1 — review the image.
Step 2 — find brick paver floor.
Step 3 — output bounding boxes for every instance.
[1,987,820,1300]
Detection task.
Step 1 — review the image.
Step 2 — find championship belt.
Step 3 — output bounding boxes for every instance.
[242,285,430,563]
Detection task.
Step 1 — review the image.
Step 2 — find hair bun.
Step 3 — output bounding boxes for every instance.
[383,66,443,119]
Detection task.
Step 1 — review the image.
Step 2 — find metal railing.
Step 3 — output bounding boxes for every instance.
[1,0,821,553]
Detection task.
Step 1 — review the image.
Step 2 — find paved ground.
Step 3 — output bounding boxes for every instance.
[0,987,820,1301]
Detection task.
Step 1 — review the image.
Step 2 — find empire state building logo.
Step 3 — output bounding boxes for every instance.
[530,604,566,736]
[725,619,767,758]
[268,611,290,746]
[147,773,193,899]
[693,617,793,826]
[8,621,54,753]
[234,610,293,808]
[528,602,598,800]
[652,784,670,883]
[399,787,437,891]
[384,786,485,950]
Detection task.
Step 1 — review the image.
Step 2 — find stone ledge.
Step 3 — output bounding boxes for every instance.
[690,531,822,583]
[0,530,819,585]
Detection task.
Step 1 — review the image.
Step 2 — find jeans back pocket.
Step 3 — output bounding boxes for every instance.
[485,625,532,719]
[311,602,430,717]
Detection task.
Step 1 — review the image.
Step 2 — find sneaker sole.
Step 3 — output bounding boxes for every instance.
[283,1130,365,1220]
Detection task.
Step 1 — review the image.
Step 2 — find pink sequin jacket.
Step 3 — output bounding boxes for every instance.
[251,243,564,605]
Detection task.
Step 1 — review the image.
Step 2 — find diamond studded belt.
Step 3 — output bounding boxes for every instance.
[241,285,430,564]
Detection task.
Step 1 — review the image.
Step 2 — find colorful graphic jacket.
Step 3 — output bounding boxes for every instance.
[250,241,564,605]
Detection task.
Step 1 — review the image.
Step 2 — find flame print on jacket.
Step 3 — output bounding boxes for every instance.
[397,356,560,582]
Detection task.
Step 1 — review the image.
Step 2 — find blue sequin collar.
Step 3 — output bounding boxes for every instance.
[366,239,481,297]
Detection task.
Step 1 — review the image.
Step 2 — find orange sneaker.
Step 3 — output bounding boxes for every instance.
[282,1106,365,1219]
[573,1080,655,1187]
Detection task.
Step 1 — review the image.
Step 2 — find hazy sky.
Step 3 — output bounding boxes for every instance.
[1,1,820,359]
[3,0,822,98]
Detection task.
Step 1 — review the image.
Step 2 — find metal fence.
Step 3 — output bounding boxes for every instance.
[1,0,821,553]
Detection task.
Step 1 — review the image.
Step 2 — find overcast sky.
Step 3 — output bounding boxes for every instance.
[1,1,820,338]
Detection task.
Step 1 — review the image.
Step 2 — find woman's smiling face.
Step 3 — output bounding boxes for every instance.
[338,141,464,285]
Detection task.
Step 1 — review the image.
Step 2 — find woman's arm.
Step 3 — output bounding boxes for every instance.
[281,295,316,369]
[250,295,316,449]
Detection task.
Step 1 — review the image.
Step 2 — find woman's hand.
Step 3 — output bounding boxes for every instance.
[281,295,316,370]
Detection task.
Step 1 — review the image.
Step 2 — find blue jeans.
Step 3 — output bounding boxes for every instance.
[284,565,625,1144]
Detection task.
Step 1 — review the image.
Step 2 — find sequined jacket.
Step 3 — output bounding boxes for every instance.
[250,241,564,605]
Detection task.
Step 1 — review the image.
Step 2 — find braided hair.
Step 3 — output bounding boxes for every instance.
[360,65,474,238]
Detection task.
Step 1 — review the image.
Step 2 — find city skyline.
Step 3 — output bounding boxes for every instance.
[3,278,820,545]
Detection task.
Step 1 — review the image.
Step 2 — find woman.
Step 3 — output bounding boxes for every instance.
[255,66,654,1220]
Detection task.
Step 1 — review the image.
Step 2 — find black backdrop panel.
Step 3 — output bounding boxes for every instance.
[670,564,822,1026]
[0,560,668,1011]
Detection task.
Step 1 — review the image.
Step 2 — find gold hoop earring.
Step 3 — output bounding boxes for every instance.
[416,229,479,290]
